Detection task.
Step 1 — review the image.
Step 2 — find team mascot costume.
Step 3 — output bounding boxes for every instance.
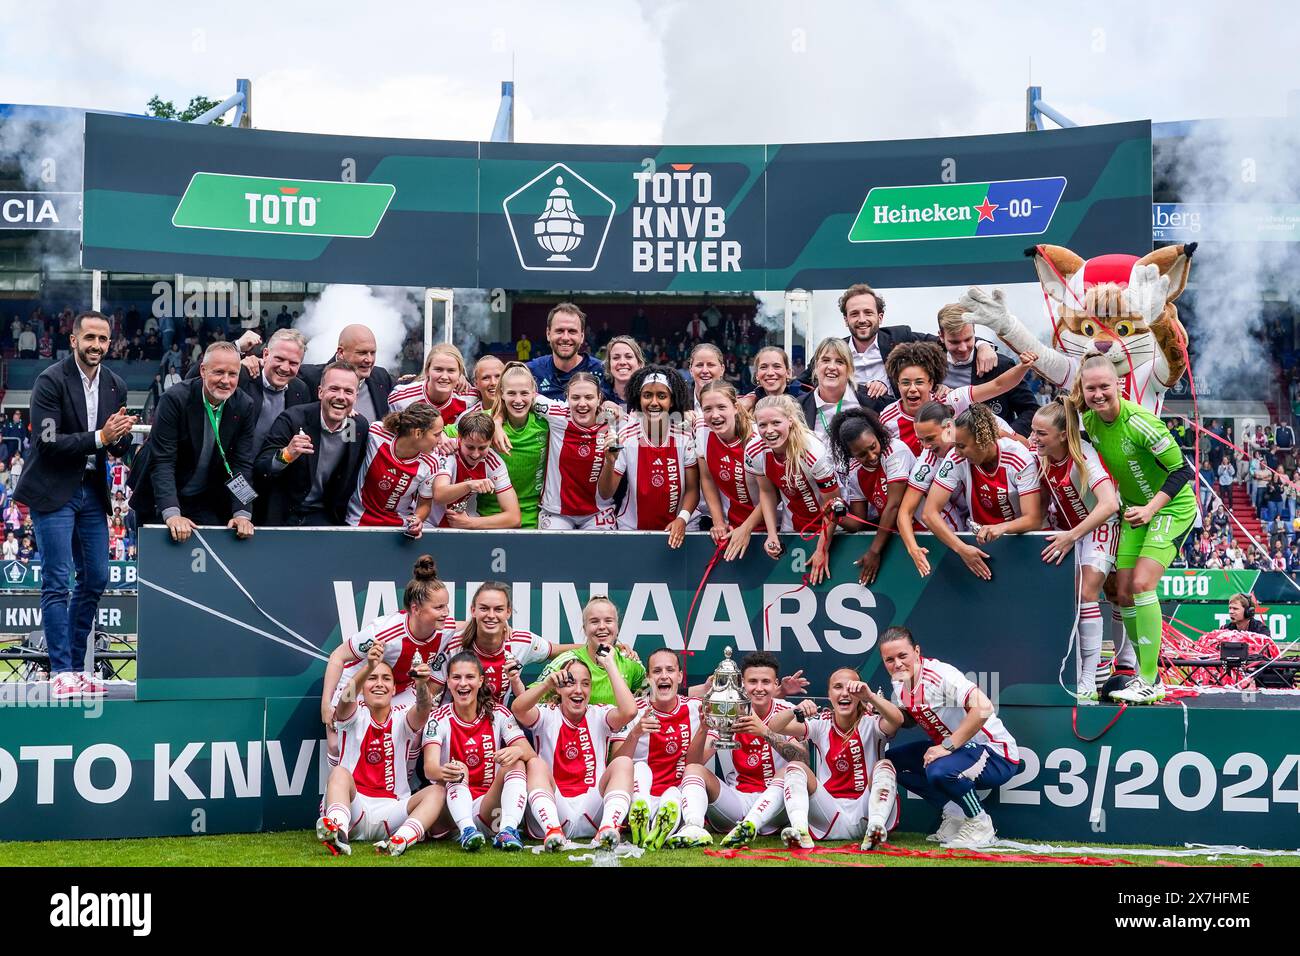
[960,242,1197,700]
[958,242,1196,415]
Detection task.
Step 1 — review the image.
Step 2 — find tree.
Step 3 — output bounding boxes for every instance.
[145,94,225,125]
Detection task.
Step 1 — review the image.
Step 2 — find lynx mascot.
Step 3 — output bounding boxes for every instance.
[959,242,1195,415]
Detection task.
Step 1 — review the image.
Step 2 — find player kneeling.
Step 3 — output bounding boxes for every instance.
[677,652,806,848]
[317,640,443,857]
[763,668,903,850]
[610,648,705,849]
[510,646,639,850]
[422,653,536,852]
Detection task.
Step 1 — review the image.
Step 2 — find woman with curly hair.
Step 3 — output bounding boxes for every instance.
[828,407,914,585]
[598,364,699,548]
[881,341,1032,456]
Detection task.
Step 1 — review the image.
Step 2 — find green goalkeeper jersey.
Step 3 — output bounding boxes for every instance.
[1082,399,1194,511]
[478,412,548,528]
[535,645,647,706]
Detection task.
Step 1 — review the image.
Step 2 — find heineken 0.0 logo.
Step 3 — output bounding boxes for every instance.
[172,173,396,239]
[848,177,1066,243]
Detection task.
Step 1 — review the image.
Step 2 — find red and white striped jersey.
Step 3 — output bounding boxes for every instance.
[612,695,703,796]
[421,703,526,799]
[432,629,552,706]
[426,449,512,527]
[932,438,1040,527]
[347,421,439,527]
[522,704,621,798]
[611,421,697,531]
[743,433,841,533]
[892,657,1018,762]
[694,424,760,527]
[803,711,893,799]
[905,447,966,531]
[533,396,610,517]
[709,698,795,793]
[342,611,454,696]
[336,704,423,800]
[1042,441,1113,531]
[387,379,482,423]
[879,386,973,456]
[845,442,915,519]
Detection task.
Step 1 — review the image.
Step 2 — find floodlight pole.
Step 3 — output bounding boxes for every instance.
[191,79,253,127]
[425,289,455,356]
[1025,86,1078,131]
[784,289,810,361]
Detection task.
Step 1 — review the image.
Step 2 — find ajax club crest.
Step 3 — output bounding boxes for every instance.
[503,163,615,272]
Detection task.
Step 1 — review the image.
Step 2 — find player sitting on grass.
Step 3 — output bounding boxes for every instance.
[422,652,535,852]
[610,648,706,849]
[677,651,807,848]
[317,639,443,857]
[510,645,639,850]
[762,668,903,850]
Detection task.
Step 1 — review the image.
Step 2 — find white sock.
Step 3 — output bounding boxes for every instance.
[391,818,424,844]
[867,761,897,828]
[528,788,561,833]
[681,774,708,828]
[1078,601,1103,689]
[447,782,474,832]
[499,769,528,831]
[326,802,350,832]
[600,789,631,831]
[658,784,681,810]
[632,761,652,801]
[782,767,810,832]
[744,781,786,829]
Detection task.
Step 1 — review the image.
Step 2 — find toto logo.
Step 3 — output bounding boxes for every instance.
[502,163,615,273]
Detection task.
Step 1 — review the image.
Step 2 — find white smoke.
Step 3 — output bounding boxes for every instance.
[0,107,87,279]
[1156,119,1300,399]
[451,288,495,364]
[295,285,422,368]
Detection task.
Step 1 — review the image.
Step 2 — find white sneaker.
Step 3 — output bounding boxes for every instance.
[780,826,815,849]
[1110,678,1166,705]
[926,813,964,843]
[77,672,107,698]
[860,820,888,851]
[1076,683,1099,704]
[943,812,996,849]
[667,824,713,849]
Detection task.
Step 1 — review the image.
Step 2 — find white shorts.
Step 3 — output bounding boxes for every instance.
[807,786,901,841]
[1075,516,1119,575]
[705,782,784,835]
[348,792,413,843]
[526,786,605,840]
[539,509,615,530]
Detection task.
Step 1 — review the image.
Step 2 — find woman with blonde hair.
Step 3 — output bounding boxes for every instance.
[696,380,780,560]
[798,337,874,445]
[1030,397,1121,700]
[745,393,843,582]
[482,362,548,528]
[388,342,481,426]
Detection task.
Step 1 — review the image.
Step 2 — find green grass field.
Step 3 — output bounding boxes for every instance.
[2,830,1294,868]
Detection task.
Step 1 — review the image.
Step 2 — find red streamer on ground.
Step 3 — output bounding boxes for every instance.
[707,840,1153,867]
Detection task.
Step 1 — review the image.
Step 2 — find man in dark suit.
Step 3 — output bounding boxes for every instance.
[186,328,312,450]
[799,283,999,400]
[254,362,369,526]
[16,311,135,699]
[130,341,257,542]
[298,324,393,422]
[937,303,1040,436]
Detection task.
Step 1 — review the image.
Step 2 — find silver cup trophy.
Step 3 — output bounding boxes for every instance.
[703,646,751,750]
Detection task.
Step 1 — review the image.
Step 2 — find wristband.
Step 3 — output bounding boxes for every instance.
[278,448,292,465]
[676,509,691,523]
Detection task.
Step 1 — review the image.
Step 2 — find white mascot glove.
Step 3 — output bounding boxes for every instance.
[1122,264,1170,326]
[959,287,1013,335]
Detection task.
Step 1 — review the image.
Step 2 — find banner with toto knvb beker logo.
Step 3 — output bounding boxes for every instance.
[82,113,1152,291]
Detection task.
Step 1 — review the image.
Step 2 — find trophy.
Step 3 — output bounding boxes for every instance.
[407,650,424,681]
[703,647,750,750]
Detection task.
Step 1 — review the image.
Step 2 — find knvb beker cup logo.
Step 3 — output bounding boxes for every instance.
[848,177,1067,243]
[172,173,396,239]
[503,163,615,272]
